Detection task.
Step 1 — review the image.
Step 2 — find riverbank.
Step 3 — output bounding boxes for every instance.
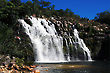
[0,63,49,73]
[0,55,38,73]
[0,63,38,73]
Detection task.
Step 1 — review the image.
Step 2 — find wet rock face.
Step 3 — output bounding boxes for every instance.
[24,18,32,26]
[49,17,75,37]
[48,17,92,60]
[96,35,110,61]
[49,16,110,60]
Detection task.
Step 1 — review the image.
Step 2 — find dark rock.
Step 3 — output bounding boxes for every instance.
[96,35,110,61]
[24,18,32,26]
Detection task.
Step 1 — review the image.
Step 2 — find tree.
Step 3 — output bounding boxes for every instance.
[18,1,33,17]
[32,0,40,14]
[10,0,21,6]
[0,0,7,8]
[3,1,19,26]
[65,8,74,17]
[95,11,110,25]
[32,0,39,5]
[50,5,55,10]
[40,0,51,8]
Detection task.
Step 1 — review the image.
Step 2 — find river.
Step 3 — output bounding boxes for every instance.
[35,61,110,73]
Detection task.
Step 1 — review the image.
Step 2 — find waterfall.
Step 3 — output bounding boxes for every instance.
[73,29,92,60]
[18,16,92,62]
[18,16,65,62]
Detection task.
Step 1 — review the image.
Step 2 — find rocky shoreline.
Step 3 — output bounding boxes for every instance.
[0,55,45,73]
[0,63,37,73]
[0,63,49,73]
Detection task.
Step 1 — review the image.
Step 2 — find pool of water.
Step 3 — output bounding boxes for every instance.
[34,61,110,73]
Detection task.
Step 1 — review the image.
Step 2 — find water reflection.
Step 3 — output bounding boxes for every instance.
[35,61,110,73]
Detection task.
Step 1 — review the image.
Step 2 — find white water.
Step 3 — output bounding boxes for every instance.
[19,16,92,62]
[19,16,65,62]
[73,29,92,60]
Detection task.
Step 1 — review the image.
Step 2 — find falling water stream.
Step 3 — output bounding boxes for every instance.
[19,16,92,63]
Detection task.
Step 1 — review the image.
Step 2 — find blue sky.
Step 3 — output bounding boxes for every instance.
[22,0,110,20]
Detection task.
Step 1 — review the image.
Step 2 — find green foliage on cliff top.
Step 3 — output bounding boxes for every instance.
[95,11,110,25]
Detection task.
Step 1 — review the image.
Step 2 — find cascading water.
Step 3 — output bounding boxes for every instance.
[18,16,92,62]
[73,28,92,60]
[19,16,65,62]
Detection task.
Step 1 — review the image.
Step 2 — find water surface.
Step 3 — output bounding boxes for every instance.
[35,61,110,73]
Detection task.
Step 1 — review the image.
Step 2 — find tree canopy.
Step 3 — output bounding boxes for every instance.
[95,11,110,25]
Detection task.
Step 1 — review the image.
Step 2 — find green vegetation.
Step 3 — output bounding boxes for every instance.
[0,0,110,64]
[95,11,110,25]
